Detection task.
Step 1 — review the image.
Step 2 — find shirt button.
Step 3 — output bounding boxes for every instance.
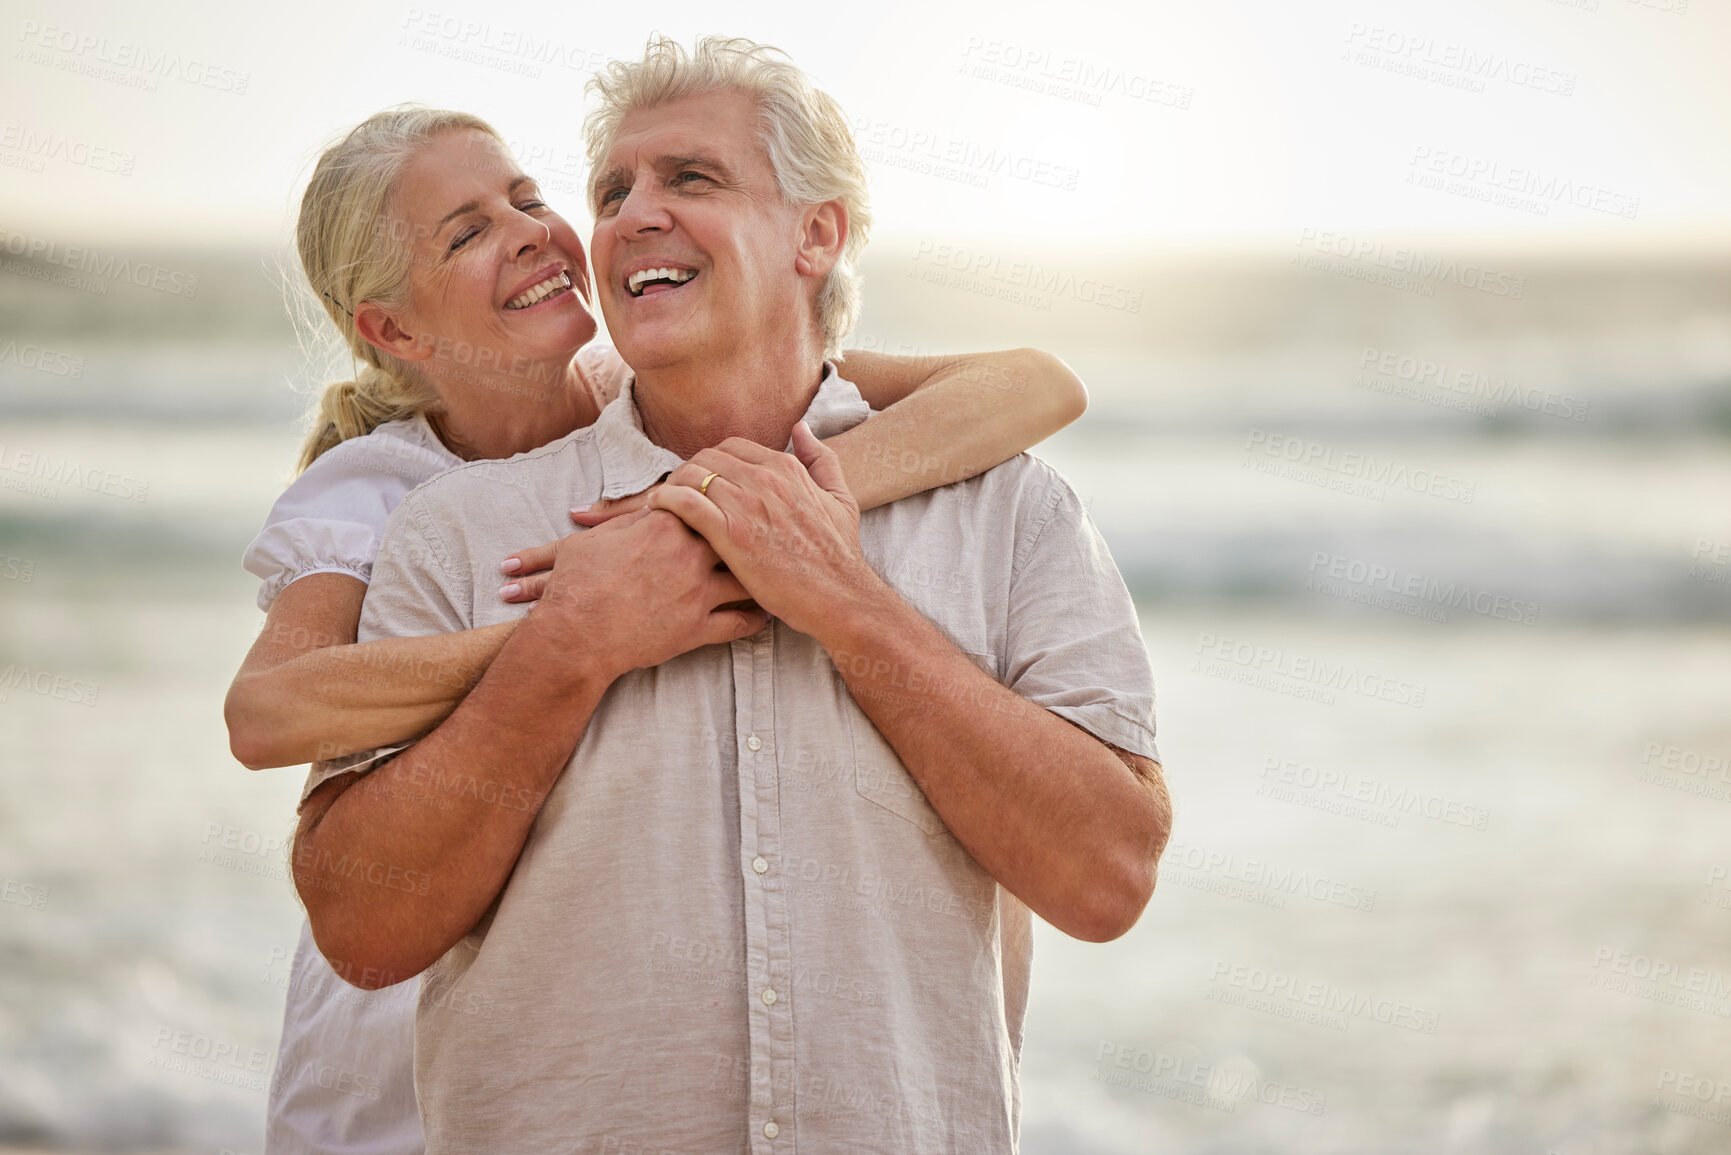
[763,1120,780,1139]
[746,734,762,752]
[752,856,769,875]
[761,987,778,1006]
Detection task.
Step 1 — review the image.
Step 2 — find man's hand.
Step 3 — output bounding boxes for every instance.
[295,506,768,985]
[496,478,687,603]
[647,423,883,639]
[518,507,768,680]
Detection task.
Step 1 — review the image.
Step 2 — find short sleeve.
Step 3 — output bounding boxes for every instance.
[243,517,380,611]
[1003,469,1159,763]
[577,342,632,409]
[242,424,451,611]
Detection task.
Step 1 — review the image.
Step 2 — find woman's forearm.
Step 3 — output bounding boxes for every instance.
[827,347,1087,509]
[226,621,518,769]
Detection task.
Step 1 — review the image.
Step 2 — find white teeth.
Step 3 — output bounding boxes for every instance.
[505,270,572,310]
[627,266,696,296]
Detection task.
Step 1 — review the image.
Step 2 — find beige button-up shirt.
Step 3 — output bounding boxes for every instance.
[314,367,1158,1153]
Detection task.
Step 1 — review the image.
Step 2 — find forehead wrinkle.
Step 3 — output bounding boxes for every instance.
[592,95,771,209]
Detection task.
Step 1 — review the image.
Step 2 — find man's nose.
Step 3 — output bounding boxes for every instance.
[614,181,673,235]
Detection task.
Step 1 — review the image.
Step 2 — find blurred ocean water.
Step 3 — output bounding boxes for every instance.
[2,248,1729,1152]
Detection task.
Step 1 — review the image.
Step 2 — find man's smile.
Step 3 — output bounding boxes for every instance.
[625,265,699,297]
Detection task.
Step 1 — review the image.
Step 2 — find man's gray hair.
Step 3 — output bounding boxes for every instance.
[583,35,871,359]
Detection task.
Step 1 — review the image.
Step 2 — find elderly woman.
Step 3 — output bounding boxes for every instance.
[225,106,1086,1153]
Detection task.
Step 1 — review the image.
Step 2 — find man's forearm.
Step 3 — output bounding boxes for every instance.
[293,619,610,988]
[818,580,1169,942]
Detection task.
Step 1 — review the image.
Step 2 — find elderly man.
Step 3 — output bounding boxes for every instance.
[294,35,1168,1153]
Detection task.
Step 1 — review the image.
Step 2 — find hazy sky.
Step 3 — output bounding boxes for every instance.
[2,0,1728,249]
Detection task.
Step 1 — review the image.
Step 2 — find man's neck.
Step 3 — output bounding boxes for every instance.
[634,336,825,459]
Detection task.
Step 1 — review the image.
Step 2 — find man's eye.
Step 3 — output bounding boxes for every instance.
[673,171,706,186]
[600,187,627,205]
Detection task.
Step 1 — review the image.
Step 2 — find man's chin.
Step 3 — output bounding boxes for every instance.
[613,329,696,377]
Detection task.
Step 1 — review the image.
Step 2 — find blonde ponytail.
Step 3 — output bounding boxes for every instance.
[291,105,505,472]
[296,367,434,473]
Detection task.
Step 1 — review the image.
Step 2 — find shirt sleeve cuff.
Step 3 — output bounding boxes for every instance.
[1045,704,1160,764]
[298,742,414,810]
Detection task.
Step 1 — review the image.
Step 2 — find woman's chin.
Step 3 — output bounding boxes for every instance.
[519,304,599,353]
[568,313,600,350]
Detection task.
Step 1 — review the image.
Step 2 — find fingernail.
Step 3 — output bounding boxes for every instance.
[500,558,522,574]
[499,583,521,599]
[570,504,591,515]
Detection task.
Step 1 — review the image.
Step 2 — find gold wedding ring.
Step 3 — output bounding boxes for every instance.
[698,471,720,496]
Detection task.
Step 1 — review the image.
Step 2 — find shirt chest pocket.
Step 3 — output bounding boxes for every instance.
[845,651,1001,837]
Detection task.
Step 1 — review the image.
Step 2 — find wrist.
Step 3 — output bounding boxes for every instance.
[840,465,887,514]
[513,605,622,693]
[810,569,911,657]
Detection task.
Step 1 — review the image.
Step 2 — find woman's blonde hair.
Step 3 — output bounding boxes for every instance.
[582,35,871,360]
[293,106,504,472]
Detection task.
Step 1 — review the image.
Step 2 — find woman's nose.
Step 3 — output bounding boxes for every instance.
[512,217,552,264]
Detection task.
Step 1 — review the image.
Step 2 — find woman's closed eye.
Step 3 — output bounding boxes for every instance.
[447,202,546,253]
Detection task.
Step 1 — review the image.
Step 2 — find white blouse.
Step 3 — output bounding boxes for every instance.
[247,343,628,1155]
[244,342,629,611]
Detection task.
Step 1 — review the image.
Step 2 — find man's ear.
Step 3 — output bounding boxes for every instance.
[793,200,847,280]
[354,303,433,363]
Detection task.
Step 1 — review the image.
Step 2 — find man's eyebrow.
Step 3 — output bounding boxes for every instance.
[434,177,532,231]
[664,153,734,181]
[595,152,735,191]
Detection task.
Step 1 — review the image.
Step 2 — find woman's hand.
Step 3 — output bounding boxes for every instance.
[498,485,662,602]
[498,540,561,603]
[568,484,662,528]
[499,472,720,602]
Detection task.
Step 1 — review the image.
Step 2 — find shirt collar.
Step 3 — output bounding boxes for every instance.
[592,362,872,499]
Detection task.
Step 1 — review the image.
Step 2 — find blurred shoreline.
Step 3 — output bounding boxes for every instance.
[4,235,1730,1154]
